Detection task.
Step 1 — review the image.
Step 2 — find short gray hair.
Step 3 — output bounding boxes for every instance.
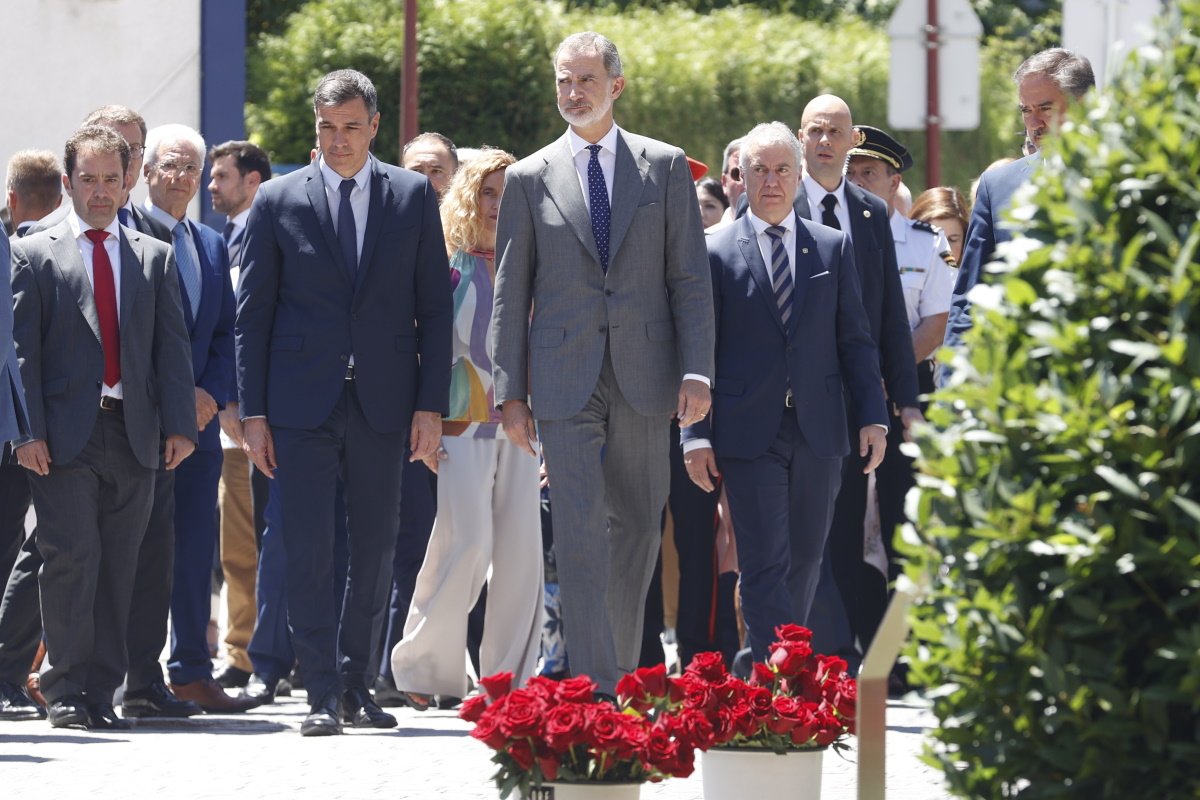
[313,69,378,118]
[738,122,803,174]
[144,124,207,167]
[1014,48,1095,100]
[722,137,743,174]
[554,31,623,79]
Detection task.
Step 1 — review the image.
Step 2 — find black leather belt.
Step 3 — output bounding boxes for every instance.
[99,396,123,412]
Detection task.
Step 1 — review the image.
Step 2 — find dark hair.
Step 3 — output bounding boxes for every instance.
[82,104,147,145]
[1014,48,1095,99]
[64,125,130,180]
[403,132,459,170]
[695,177,729,210]
[313,69,378,118]
[209,140,272,184]
[6,150,62,211]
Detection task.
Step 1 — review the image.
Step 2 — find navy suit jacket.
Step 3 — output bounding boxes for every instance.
[236,156,452,433]
[944,153,1041,350]
[683,213,887,461]
[178,219,235,451]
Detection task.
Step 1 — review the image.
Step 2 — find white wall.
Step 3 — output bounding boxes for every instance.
[1,0,201,211]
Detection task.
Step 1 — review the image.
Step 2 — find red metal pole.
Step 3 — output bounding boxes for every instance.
[401,0,419,148]
[925,0,941,189]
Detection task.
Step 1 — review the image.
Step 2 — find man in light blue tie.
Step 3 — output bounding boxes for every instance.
[124,123,248,715]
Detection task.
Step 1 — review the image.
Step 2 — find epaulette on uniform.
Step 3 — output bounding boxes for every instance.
[939,249,958,267]
[910,219,935,234]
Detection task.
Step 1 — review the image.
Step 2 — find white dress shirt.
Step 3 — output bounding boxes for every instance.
[566,123,619,211]
[319,154,371,262]
[67,209,123,399]
[143,200,202,282]
[802,172,852,238]
[226,207,251,249]
[747,210,797,282]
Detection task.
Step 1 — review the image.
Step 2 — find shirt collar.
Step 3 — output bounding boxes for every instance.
[143,200,185,233]
[319,153,372,193]
[802,172,847,210]
[747,210,795,238]
[229,208,252,230]
[567,123,620,158]
[67,208,122,243]
[889,208,907,242]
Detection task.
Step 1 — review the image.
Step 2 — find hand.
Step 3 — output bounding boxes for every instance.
[501,400,539,458]
[859,426,887,474]
[684,446,720,493]
[898,406,925,444]
[539,459,548,489]
[195,387,218,431]
[218,402,245,448]
[421,444,447,474]
[409,411,442,463]
[164,434,196,470]
[15,440,51,476]
[242,417,277,478]
[675,379,711,428]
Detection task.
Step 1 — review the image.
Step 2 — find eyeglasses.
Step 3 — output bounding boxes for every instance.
[128,144,146,158]
[155,160,201,178]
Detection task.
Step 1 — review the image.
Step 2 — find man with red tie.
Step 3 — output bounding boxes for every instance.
[9,125,197,729]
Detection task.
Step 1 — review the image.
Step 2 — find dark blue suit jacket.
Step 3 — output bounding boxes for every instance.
[945,153,1041,349]
[179,220,236,451]
[683,213,887,461]
[235,156,452,433]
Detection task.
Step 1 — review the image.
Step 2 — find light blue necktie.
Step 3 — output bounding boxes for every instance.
[173,221,202,318]
[766,225,793,326]
[586,144,610,272]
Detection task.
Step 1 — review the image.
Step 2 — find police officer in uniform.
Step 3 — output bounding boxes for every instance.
[844,125,956,675]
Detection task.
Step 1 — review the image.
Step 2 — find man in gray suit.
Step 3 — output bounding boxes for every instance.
[10,125,197,729]
[491,31,714,695]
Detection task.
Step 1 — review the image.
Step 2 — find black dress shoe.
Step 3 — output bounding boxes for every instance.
[122,679,203,718]
[436,695,463,710]
[241,673,280,704]
[372,678,407,707]
[0,680,41,721]
[214,664,252,689]
[300,694,342,737]
[47,695,90,729]
[343,686,398,729]
[86,703,131,730]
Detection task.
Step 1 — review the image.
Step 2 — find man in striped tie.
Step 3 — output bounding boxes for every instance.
[680,121,888,661]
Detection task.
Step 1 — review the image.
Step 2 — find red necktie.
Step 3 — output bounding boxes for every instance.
[84,229,121,387]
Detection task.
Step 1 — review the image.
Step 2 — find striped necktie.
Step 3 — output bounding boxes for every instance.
[765,225,793,326]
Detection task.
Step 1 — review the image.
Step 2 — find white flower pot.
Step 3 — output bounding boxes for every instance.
[521,781,641,800]
[700,747,824,799]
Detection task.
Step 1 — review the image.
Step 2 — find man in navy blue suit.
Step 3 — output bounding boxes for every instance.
[237,69,452,736]
[682,122,888,660]
[944,48,1094,352]
[121,124,253,716]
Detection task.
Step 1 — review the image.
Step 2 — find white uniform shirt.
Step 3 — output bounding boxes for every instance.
[891,210,956,341]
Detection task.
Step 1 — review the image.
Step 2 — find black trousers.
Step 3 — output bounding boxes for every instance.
[0,456,38,685]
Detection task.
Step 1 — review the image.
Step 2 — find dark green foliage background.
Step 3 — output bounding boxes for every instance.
[244,0,1047,193]
[900,3,1200,796]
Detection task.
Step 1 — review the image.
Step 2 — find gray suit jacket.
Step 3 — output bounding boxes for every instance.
[491,129,714,420]
[11,221,198,469]
[1,234,30,444]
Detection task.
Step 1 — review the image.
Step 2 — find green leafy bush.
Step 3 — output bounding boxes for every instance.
[901,4,1200,797]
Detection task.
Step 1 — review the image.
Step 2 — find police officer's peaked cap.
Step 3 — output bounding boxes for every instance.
[847,125,913,173]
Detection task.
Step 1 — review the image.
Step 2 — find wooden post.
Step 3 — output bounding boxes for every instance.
[400,0,419,149]
[925,0,941,188]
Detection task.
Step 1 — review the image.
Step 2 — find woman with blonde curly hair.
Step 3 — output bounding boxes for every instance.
[391,147,543,706]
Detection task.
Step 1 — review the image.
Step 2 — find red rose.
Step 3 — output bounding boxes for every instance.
[710,708,737,745]
[815,655,848,684]
[508,738,535,771]
[668,709,715,749]
[811,707,844,746]
[788,670,825,703]
[642,726,694,778]
[767,695,802,735]
[536,754,560,782]
[774,623,813,643]
[685,651,728,682]
[746,685,773,720]
[479,671,514,701]
[524,675,560,700]
[544,703,588,753]
[555,676,597,704]
[497,688,545,739]
[712,675,744,704]
[833,676,857,720]
[788,704,819,747]
[459,694,489,723]
[615,672,650,711]
[637,663,668,698]
[666,676,687,704]
[470,710,508,750]
[750,662,777,689]
[768,639,813,678]
[728,697,759,737]
[679,676,715,712]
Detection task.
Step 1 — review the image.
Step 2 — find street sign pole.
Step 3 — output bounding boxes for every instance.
[925,0,941,188]
[401,0,419,149]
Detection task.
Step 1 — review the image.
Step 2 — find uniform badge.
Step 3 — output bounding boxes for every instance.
[852,128,867,147]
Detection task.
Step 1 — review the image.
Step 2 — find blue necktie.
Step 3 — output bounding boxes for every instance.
[172,222,202,318]
[338,178,358,276]
[766,225,793,326]
[117,207,132,228]
[586,144,610,272]
[222,221,236,249]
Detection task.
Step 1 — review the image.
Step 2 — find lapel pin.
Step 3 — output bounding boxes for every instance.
[801,247,809,254]
[863,209,871,218]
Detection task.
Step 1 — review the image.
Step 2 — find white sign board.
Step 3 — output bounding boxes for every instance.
[888,0,983,131]
[1063,0,1163,90]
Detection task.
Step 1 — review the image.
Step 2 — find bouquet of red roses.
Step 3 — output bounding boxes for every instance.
[460,671,696,799]
[618,624,856,755]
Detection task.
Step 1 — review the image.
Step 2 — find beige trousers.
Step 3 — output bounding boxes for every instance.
[218,448,257,673]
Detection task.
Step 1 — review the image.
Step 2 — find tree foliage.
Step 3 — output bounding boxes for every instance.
[245,0,1023,192]
[900,3,1200,796]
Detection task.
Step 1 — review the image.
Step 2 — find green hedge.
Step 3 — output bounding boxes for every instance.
[900,2,1200,796]
[245,0,1021,193]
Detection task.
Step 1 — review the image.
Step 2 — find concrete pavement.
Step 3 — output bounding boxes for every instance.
[0,695,949,799]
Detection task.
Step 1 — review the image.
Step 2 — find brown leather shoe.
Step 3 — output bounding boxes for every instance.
[169,677,261,713]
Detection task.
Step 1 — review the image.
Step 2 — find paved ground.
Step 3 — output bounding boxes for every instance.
[0,694,949,799]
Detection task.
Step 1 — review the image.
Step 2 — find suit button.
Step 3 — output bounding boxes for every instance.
[605,289,614,296]
[598,326,607,333]
[339,354,349,362]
